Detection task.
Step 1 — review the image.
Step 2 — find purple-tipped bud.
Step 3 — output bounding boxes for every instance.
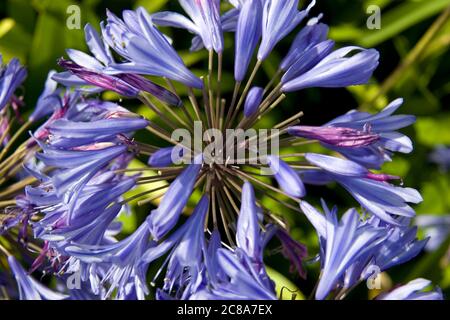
[244,87,264,118]
[58,59,139,97]
[288,125,380,148]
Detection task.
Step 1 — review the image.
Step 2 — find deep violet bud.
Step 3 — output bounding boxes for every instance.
[58,59,139,97]
[287,125,380,148]
[243,87,264,118]
[58,59,181,106]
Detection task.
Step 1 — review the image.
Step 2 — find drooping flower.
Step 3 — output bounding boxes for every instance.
[146,154,203,240]
[66,222,152,299]
[288,126,380,148]
[282,47,380,92]
[343,218,428,290]
[189,183,277,300]
[141,195,209,299]
[304,153,422,225]
[54,25,182,106]
[153,0,224,54]
[102,8,203,88]
[300,200,387,300]
[7,256,67,300]
[258,0,315,61]
[321,98,416,168]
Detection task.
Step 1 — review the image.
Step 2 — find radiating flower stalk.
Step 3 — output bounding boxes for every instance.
[0,1,444,300]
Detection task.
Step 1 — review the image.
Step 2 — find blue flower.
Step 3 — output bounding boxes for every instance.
[377,278,443,300]
[300,200,387,300]
[0,54,27,112]
[146,154,203,240]
[37,144,129,203]
[66,222,152,299]
[46,116,149,148]
[280,20,329,72]
[258,0,315,61]
[189,182,277,300]
[153,0,224,54]
[323,98,416,168]
[102,8,203,88]
[304,153,422,225]
[282,46,379,92]
[141,195,209,299]
[7,256,67,300]
[29,71,60,122]
[344,218,428,290]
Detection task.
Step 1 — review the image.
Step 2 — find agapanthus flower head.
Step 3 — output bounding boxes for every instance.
[0,0,433,302]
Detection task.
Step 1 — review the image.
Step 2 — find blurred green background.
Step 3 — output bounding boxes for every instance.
[1,0,450,299]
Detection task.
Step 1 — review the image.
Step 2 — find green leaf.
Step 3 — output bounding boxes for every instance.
[358,0,450,47]
[0,18,32,62]
[416,175,450,214]
[415,115,450,146]
[134,0,169,13]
